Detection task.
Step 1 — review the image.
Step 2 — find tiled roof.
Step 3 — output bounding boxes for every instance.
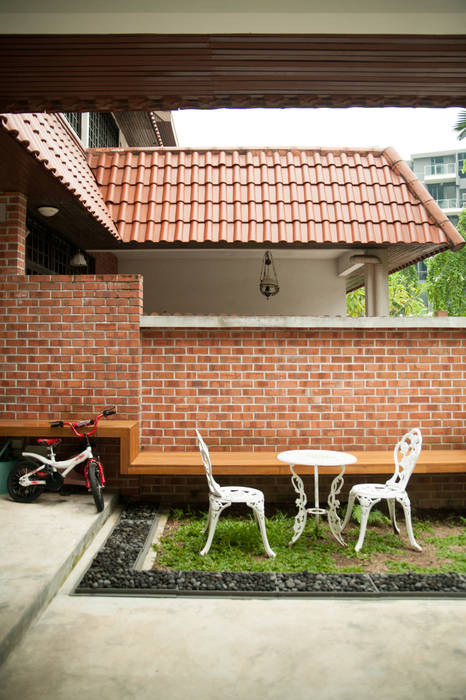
[0,113,120,239]
[88,146,464,250]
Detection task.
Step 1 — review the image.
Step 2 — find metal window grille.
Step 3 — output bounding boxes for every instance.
[63,112,82,138]
[25,216,94,275]
[88,113,119,148]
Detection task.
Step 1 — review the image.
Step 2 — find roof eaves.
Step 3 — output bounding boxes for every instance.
[0,112,120,241]
[383,146,465,251]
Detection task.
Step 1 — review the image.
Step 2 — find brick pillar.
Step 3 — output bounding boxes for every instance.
[93,252,118,274]
[0,192,27,275]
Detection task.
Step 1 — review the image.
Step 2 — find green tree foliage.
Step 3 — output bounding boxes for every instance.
[346,266,427,317]
[389,266,428,317]
[425,211,466,315]
[454,110,466,141]
[346,286,365,317]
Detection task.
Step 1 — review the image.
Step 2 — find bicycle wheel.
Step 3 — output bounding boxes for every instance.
[88,461,104,512]
[7,461,45,503]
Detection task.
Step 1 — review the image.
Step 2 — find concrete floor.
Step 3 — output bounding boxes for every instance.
[1,494,465,700]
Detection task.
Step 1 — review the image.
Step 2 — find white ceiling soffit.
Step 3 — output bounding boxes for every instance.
[1,0,465,34]
[91,248,344,260]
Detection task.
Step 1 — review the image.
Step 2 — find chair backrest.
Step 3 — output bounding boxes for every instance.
[386,428,422,491]
[195,429,223,498]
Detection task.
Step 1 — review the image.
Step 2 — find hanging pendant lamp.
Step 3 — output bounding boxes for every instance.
[259,251,279,298]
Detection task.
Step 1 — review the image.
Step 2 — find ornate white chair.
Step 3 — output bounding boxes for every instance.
[195,429,276,558]
[341,428,423,552]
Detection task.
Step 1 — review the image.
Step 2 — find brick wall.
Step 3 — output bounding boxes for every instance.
[141,328,465,451]
[0,274,143,420]
[137,327,465,508]
[130,473,466,511]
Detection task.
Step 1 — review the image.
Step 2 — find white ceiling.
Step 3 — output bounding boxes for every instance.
[1,0,464,34]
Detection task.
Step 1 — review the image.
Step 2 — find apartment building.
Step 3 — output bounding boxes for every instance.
[410,148,466,227]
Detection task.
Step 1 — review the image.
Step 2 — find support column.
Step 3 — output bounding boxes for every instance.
[364,261,389,316]
[0,192,27,276]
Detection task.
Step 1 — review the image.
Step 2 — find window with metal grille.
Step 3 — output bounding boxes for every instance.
[25,216,94,275]
[63,112,82,139]
[88,113,119,148]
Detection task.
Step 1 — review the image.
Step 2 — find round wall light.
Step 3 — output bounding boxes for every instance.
[37,206,59,218]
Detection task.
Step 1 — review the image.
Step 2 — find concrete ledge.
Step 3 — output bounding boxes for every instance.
[140,315,466,329]
[0,491,118,666]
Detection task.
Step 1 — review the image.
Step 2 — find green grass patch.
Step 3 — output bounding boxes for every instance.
[152,508,466,574]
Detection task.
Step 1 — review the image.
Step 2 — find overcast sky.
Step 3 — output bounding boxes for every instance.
[173,107,464,160]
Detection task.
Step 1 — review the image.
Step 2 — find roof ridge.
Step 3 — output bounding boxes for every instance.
[87,146,387,155]
[383,146,465,251]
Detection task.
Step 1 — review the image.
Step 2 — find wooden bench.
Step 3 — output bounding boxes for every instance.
[129,449,466,476]
[0,420,464,477]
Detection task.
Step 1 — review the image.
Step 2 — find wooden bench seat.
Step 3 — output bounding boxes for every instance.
[129,449,466,476]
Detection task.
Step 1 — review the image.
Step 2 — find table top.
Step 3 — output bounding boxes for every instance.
[277,449,357,467]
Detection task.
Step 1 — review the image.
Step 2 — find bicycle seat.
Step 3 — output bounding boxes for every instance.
[37,438,62,447]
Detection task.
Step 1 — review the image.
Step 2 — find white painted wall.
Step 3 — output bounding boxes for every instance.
[1,0,463,34]
[114,250,347,316]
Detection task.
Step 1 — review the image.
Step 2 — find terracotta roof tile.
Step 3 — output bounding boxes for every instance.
[0,113,119,240]
[87,146,464,250]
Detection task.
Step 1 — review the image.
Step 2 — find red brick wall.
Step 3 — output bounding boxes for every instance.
[141,328,465,451]
[0,192,27,276]
[130,473,466,511]
[0,274,143,420]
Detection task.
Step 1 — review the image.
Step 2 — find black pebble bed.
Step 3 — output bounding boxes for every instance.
[75,502,466,597]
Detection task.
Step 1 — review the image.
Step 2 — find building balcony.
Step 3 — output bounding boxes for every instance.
[424,168,457,183]
[437,198,464,216]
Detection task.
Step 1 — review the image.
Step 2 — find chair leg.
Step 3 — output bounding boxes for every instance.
[387,498,400,534]
[200,500,230,556]
[341,491,356,532]
[398,493,422,551]
[354,497,375,552]
[250,502,276,558]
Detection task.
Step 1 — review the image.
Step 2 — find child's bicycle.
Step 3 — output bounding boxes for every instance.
[7,407,116,512]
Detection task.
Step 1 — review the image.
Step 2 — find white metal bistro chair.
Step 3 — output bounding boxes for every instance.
[195,429,276,558]
[341,428,423,552]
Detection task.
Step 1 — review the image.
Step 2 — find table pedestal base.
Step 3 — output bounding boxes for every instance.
[289,463,346,546]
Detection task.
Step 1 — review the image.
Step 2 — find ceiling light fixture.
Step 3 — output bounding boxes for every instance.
[37,206,59,218]
[70,251,87,267]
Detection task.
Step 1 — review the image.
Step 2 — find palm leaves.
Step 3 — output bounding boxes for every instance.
[454,110,466,141]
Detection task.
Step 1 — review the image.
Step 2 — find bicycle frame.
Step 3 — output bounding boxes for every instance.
[20,445,93,487]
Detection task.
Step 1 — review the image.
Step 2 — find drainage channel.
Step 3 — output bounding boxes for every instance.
[74,502,466,598]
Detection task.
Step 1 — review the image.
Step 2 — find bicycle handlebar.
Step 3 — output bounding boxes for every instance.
[49,407,117,437]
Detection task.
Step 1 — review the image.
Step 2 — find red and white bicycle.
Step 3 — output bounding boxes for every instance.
[7,407,116,512]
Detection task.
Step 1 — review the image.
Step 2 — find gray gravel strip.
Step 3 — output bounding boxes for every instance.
[75,502,466,597]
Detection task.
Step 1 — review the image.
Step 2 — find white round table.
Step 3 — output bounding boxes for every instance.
[277,449,357,546]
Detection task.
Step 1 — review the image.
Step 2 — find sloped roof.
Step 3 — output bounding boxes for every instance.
[88,146,463,253]
[0,112,120,240]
